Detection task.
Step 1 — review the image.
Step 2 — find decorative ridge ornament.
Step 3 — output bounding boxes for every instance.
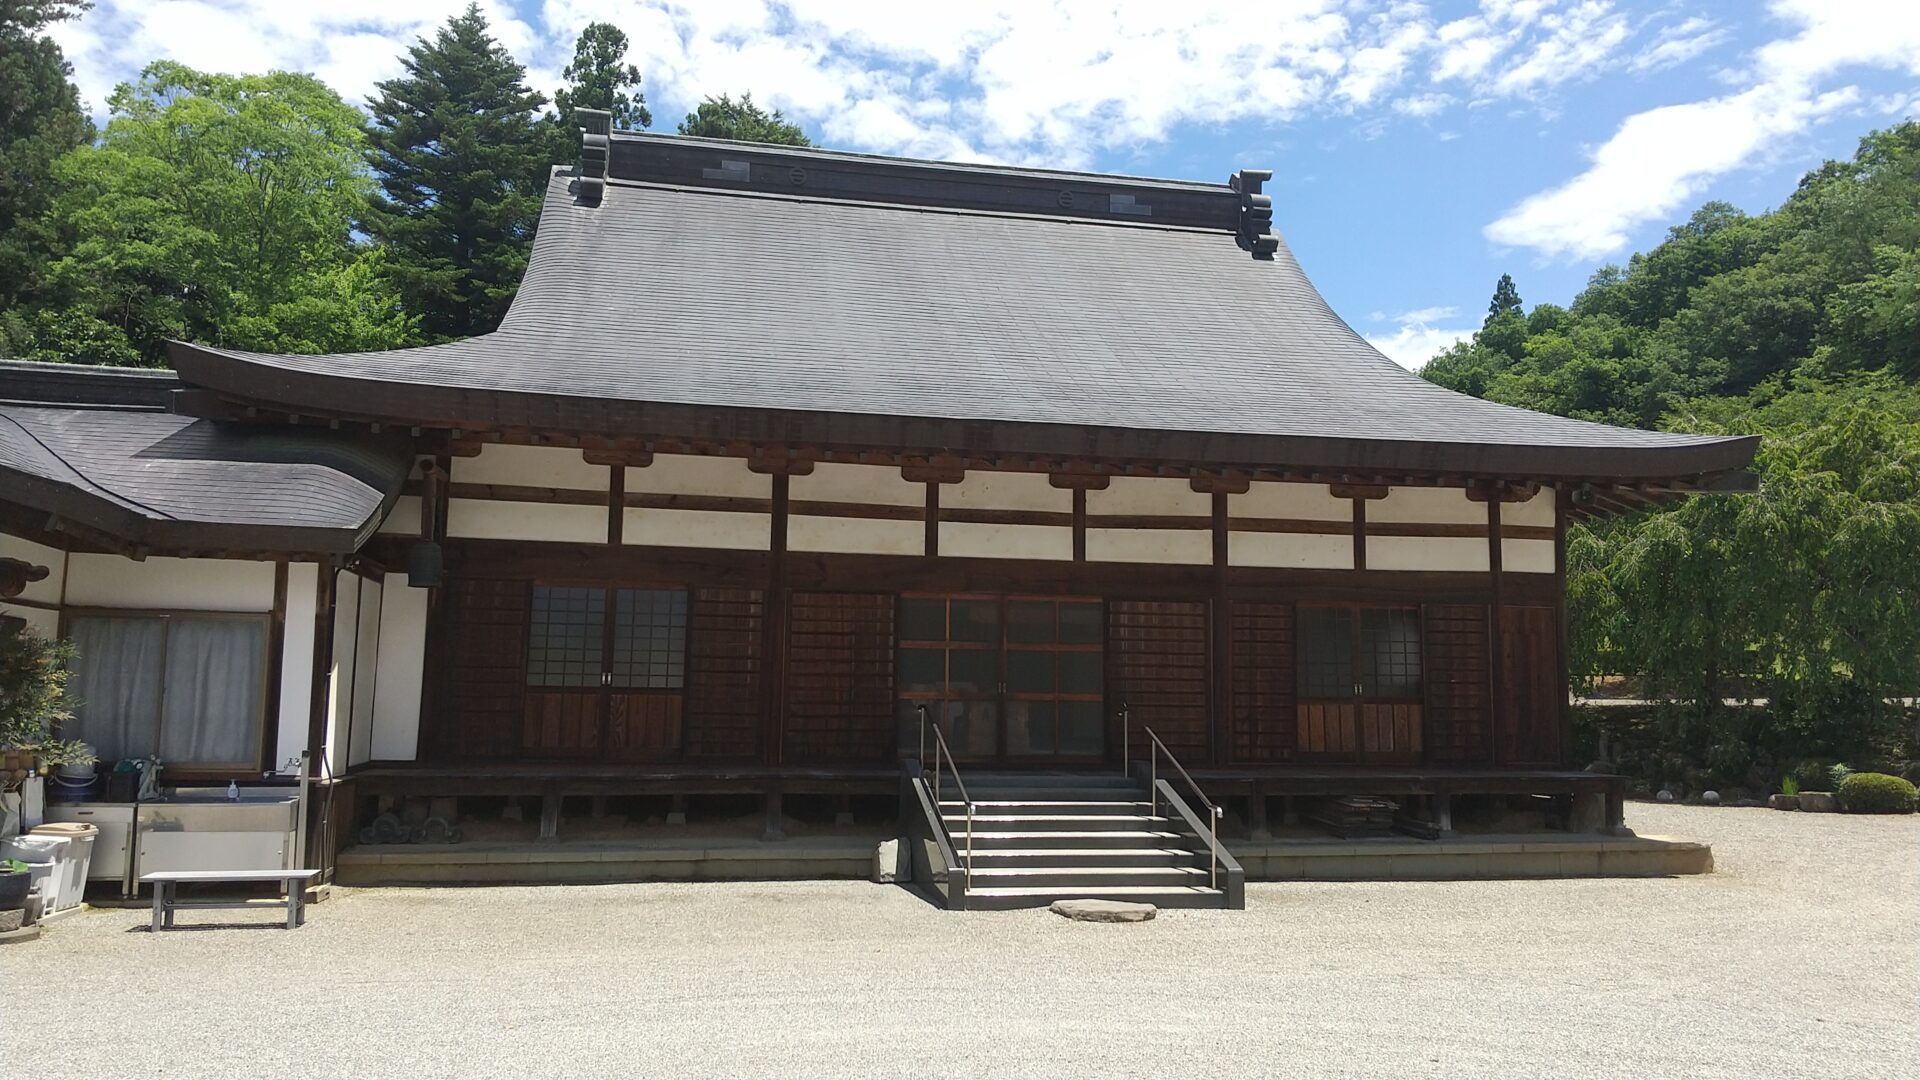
[1229,169,1278,260]
[577,108,613,207]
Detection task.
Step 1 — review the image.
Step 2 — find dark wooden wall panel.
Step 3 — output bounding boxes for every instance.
[522,691,603,757]
[1424,603,1491,764]
[1498,605,1563,766]
[784,592,895,765]
[432,578,528,761]
[1109,600,1210,761]
[606,694,684,761]
[1229,601,1294,762]
[684,587,763,760]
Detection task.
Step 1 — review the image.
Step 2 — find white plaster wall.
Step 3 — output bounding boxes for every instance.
[274,562,318,774]
[790,462,924,507]
[1370,486,1485,525]
[1086,476,1211,516]
[939,522,1072,560]
[1504,538,1557,574]
[1232,483,1352,522]
[348,576,383,768]
[1367,536,1490,572]
[0,604,59,637]
[376,494,422,536]
[64,555,274,612]
[326,573,359,776]
[370,576,427,761]
[789,515,923,556]
[453,444,608,490]
[624,508,770,550]
[942,471,1066,512]
[1086,528,1212,565]
[1507,487,1557,527]
[1229,532,1354,569]
[446,499,606,543]
[0,534,66,604]
[630,454,770,498]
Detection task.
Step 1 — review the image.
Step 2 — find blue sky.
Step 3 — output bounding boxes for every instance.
[48,1,1920,367]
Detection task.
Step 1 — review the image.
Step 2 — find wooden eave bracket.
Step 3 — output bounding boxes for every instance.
[1465,480,1541,503]
[1189,472,1251,495]
[1328,482,1390,501]
[1048,468,1112,490]
[900,454,965,485]
[747,445,816,476]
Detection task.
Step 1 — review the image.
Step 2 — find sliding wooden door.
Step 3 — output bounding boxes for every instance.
[1296,605,1424,762]
[522,584,687,761]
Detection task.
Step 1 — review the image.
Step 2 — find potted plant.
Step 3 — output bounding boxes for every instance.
[0,629,93,782]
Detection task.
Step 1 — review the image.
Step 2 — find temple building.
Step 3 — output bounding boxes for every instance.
[0,114,1754,908]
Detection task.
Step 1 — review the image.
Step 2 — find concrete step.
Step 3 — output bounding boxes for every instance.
[938,787,1147,802]
[944,813,1173,831]
[968,847,1203,868]
[962,865,1211,889]
[966,773,1139,786]
[940,800,1154,814]
[962,884,1227,910]
[960,830,1187,849]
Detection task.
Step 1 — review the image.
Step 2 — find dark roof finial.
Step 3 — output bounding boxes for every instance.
[1229,169,1278,260]
[577,108,613,207]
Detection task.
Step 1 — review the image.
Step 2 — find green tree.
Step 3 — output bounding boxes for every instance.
[677,93,811,146]
[555,22,648,131]
[1485,273,1522,325]
[28,61,409,364]
[364,3,548,341]
[0,0,93,312]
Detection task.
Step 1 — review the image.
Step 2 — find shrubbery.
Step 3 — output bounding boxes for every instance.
[1835,773,1918,813]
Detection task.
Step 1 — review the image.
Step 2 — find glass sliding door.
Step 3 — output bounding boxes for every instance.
[898,594,1105,764]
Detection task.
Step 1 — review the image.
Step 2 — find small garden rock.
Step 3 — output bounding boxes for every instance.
[1768,794,1800,811]
[1051,899,1156,923]
[1798,791,1838,813]
[1656,789,1676,803]
[1702,790,1721,805]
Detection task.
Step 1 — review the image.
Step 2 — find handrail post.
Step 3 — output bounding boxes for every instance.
[1211,805,1220,890]
[917,704,927,770]
[966,802,974,890]
[1149,743,1157,818]
[1120,704,1129,777]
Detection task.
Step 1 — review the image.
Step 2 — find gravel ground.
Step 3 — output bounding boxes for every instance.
[3,803,1914,1080]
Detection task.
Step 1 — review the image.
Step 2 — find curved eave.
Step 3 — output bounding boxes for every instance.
[169,341,1763,487]
[0,460,399,558]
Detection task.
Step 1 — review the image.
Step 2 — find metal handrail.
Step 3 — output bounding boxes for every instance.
[1123,706,1224,891]
[917,705,977,890]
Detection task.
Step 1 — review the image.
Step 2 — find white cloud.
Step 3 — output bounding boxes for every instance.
[1628,17,1727,74]
[1486,0,1920,260]
[1365,307,1474,369]
[38,0,1764,171]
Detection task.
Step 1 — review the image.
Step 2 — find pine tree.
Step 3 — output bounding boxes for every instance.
[677,94,811,146]
[545,21,648,182]
[364,3,548,342]
[1485,273,1522,325]
[0,0,94,312]
[556,22,648,131]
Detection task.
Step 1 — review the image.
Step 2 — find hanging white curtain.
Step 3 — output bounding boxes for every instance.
[65,616,166,762]
[159,618,266,766]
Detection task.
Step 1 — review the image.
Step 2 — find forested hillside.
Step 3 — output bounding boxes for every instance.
[1423,123,1920,784]
[0,2,810,365]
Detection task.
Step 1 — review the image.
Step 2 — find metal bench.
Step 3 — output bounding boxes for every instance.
[141,869,321,931]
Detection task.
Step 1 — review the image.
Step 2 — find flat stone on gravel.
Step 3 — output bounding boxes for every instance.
[1050,899,1156,922]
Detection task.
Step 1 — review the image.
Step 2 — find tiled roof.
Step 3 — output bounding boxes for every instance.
[0,400,411,552]
[167,135,1756,482]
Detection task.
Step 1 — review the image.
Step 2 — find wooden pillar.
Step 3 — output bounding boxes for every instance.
[923,481,939,557]
[1352,496,1367,570]
[260,560,289,774]
[606,464,625,545]
[1486,495,1506,765]
[1071,487,1087,562]
[760,473,790,765]
[305,559,338,876]
[1554,487,1572,768]
[1210,490,1230,767]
